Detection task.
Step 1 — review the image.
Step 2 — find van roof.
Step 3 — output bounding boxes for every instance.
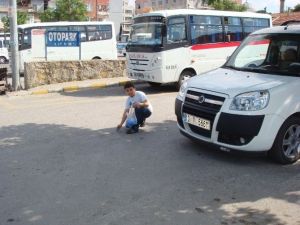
[252,25,300,35]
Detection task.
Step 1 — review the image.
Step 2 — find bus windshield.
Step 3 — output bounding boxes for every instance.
[129,23,163,45]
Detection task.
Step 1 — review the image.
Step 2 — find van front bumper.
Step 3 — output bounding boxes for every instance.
[175,98,284,152]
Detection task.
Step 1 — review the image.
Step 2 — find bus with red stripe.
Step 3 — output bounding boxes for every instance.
[126,9,272,88]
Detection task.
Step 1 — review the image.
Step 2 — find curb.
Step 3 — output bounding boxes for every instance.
[8,79,146,97]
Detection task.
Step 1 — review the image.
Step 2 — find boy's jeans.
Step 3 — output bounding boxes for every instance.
[135,107,152,126]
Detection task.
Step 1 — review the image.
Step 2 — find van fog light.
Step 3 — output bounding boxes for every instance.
[240,137,246,144]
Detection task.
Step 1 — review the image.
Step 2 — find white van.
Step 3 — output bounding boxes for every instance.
[176,25,300,164]
[0,38,9,64]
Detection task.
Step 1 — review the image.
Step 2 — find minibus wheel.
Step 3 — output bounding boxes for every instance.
[270,117,300,164]
[0,57,6,64]
[176,70,195,90]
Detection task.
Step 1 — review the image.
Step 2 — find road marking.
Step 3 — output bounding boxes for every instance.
[31,89,49,95]
[90,83,106,89]
[63,86,79,92]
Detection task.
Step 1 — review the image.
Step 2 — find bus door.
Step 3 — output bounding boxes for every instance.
[165,16,190,82]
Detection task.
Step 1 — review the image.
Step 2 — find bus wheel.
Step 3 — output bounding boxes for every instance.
[176,70,195,90]
[92,57,101,60]
[269,117,300,164]
[148,82,161,88]
[0,57,7,64]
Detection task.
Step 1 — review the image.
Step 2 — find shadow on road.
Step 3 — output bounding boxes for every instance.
[0,122,299,225]
[60,83,178,98]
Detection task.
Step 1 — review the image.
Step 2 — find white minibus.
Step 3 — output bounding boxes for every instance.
[126,9,272,88]
[18,21,118,72]
[0,37,10,64]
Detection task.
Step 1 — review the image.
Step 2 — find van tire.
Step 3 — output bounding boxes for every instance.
[176,70,195,90]
[269,117,300,164]
[0,56,6,64]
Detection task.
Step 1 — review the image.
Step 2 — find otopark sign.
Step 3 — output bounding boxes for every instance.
[46,31,80,47]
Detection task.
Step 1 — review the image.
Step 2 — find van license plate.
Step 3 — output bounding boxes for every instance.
[183,113,211,130]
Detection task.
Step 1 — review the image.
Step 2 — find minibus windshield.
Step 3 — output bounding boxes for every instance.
[129,23,163,46]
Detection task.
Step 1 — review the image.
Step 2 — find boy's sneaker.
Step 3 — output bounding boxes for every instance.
[126,125,139,134]
[140,120,146,127]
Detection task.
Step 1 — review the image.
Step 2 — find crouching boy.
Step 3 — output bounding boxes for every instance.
[117,81,153,134]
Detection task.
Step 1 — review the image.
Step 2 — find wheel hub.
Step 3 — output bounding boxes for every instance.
[282,125,300,159]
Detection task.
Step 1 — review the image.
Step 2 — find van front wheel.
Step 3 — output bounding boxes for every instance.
[176,70,195,90]
[270,117,300,164]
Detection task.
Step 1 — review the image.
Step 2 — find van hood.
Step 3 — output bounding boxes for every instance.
[187,68,293,98]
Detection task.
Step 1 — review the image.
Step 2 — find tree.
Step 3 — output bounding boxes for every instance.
[1,12,28,33]
[39,0,88,22]
[211,0,248,11]
[293,4,300,12]
[39,9,56,22]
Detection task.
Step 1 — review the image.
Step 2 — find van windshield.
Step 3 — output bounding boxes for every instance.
[224,34,300,76]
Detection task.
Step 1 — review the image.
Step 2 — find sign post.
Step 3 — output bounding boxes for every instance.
[9,0,20,91]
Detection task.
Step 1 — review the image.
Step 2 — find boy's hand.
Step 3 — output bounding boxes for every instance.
[133,102,141,108]
[117,124,122,130]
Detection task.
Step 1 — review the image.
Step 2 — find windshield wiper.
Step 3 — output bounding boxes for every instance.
[223,65,244,71]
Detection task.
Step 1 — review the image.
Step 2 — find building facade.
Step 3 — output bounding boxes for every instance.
[109,0,134,40]
[85,0,109,21]
[135,0,209,14]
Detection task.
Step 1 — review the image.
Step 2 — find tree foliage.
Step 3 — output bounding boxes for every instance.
[39,0,88,22]
[1,12,28,32]
[293,4,300,12]
[210,0,248,11]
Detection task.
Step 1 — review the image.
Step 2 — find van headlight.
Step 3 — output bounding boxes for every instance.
[230,91,270,111]
[178,81,188,99]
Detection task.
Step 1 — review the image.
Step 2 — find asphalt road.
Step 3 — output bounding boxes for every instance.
[0,84,299,225]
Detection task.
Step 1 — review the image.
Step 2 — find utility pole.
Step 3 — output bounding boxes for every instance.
[9,0,20,91]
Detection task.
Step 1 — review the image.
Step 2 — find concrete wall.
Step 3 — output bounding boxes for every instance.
[24,60,126,89]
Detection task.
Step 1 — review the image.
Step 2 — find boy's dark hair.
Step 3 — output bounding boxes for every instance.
[124,81,135,89]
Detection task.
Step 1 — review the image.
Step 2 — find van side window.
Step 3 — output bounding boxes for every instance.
[224,17,243,42]
[190,15,223,44]
[279,41,299,69]
[167,17,187,43]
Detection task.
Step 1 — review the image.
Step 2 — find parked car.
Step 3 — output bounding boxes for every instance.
[175,25,300,164]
